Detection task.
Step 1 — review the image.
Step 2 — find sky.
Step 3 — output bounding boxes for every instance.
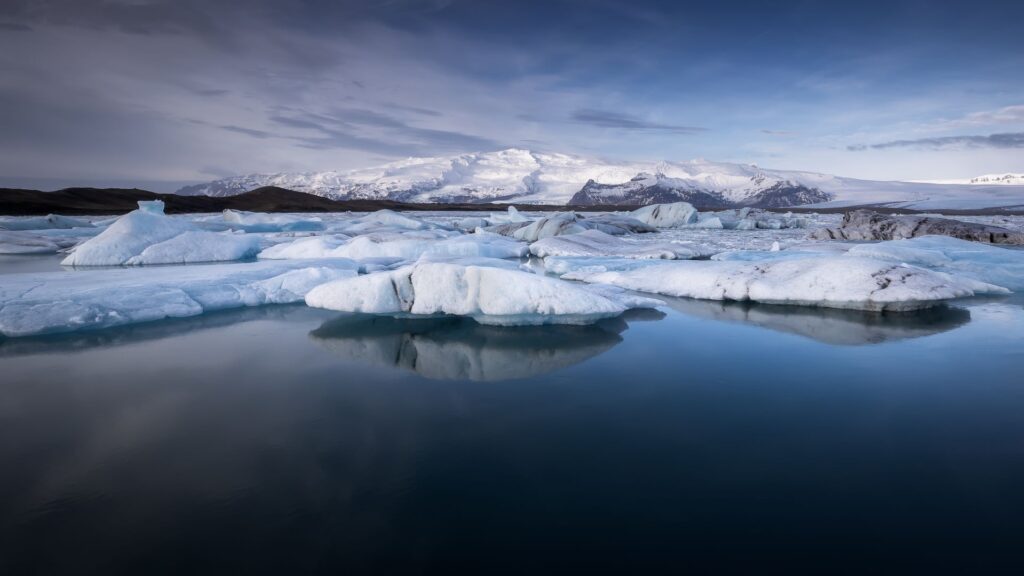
[0,0,1022,191]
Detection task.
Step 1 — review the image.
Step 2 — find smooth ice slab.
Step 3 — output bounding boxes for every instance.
[564,257,1006,311]
[845,235,1024,290]
[260,230,526,261]
[306,260,657,325]
[0,259,360,337]
[529,229,698,259]
[61,201,260,266]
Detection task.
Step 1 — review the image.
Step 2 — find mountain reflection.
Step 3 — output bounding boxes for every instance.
[661,297,970,345]
[309,310,664,381]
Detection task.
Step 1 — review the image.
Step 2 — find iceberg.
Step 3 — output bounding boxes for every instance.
[61,201,261,266]
[306,260,657,325]
[563,257,1006,311]
[486,205,530,225]
[333,209,446,235]
[0,259,360,337]
[486,211,653,242]
[712,236,1024,291]
[529,229,698,259]
[630,202,698,228]
[221,209,324,232]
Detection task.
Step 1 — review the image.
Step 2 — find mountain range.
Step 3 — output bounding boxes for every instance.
[177,149,1024,210]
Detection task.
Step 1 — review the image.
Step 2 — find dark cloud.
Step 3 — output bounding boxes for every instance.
[221,125,274,139]
[849,132,1024,151]
[381,102,443,117]
[189,87,230,97]
[570,109,707,134]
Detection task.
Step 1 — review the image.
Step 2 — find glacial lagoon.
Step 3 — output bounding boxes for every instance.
[2,276,1023,572]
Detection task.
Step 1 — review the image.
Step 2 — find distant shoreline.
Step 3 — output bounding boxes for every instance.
[3,186,1023,217]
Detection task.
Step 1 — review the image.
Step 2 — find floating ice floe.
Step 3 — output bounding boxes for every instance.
[0,214,95,231]
[845,235,1024,290]
[260,230,526,261]
[0,259,361,337]
[712,236,1024,291]
[630,202,698,228]
[529,229,698,259]
[221,209,324,232]
[0,231,67,254]
[332,209,447,235]
[561,257,1006,311]
[306,260,659,325]
[61,201,261,266]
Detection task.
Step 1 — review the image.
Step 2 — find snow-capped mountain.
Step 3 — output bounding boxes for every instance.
[177,148,1024,209]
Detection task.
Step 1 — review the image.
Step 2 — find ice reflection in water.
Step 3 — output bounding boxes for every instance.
[660,297,972,345]
[309,308,666,381]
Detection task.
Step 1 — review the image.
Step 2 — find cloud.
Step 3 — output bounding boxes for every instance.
[761,129,798,136]
[0,22,32,32]
[848,132,1024,151]
[941,104,1024,129]
[570,109,707,134]
[269,108,502,155]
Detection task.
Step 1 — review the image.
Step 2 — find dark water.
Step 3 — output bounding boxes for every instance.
[2,296,1024,574]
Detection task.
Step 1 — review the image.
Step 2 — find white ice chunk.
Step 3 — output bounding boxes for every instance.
[530,229,698,259]
[61,201,260,266]
[0,259,360,337]
[564,257,1006,311]
[630,202,698,228]
[306,261,654,325]
[486,205,530,225]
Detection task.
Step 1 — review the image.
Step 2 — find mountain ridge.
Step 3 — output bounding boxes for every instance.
[175,148,1024,210]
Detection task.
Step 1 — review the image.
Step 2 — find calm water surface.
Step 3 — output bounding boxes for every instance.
[2,273,1024,573]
